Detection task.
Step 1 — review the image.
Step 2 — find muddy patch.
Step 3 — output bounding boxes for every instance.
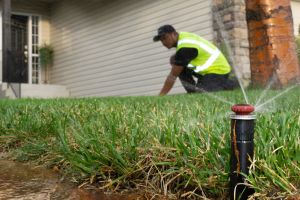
[0,160,142,200]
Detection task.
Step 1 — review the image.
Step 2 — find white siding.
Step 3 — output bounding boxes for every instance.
[11,0,50,15]
[52,0,213,96]
[292,1,300,35]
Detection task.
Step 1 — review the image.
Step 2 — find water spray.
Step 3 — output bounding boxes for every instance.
[230,104,255,200]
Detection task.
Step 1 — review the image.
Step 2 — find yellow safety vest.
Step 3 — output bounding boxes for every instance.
[176,32,231,75]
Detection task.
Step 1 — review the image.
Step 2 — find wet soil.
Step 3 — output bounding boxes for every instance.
[0,160,142,200]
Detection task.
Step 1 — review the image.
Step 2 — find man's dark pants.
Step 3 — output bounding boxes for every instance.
[178,68,235,93]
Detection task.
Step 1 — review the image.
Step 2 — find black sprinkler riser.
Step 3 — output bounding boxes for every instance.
[230,116,255,141]
[230,113,256,200]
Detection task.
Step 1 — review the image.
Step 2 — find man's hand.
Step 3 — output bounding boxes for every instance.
[159,65,184,96]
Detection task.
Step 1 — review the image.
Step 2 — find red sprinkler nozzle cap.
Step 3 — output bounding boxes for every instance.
[231,104,255,115]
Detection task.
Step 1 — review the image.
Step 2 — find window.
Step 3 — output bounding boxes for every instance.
[31,16,39,84]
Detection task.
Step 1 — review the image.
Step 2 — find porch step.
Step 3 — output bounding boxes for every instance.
[0,83,16,99]
[0,88,8,99]
[0,83,70,99]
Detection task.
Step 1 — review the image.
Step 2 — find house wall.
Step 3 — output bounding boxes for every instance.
[213,0,250,86]
[292,1,300,35]
[50,0,214,97]
[11,0,49,14]
[212,0,300,87]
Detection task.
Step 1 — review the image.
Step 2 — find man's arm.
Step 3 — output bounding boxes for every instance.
[159,48,197,96]
[159,65,184,96]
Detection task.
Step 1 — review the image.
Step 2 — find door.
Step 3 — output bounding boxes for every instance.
[9,15,29,83]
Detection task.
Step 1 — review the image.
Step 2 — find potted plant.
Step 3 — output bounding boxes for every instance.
[39,44,54,84]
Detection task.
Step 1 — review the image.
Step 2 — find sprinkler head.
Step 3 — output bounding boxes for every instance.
[231,104,255,115]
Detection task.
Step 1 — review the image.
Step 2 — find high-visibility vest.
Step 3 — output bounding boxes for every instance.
[176,32,231,75]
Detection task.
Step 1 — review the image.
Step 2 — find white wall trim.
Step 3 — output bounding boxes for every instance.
[38,15,42,84]
[28,15,33,84]
[292,1,300,35]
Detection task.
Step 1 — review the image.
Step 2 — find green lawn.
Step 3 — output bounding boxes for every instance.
[0,87,299,199]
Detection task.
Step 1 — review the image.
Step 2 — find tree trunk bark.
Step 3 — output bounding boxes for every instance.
[246,0,300,88]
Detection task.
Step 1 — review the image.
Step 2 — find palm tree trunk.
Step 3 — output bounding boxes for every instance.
[246,0,300,87]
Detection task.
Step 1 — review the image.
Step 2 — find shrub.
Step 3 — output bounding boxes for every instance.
[39,44,54,67]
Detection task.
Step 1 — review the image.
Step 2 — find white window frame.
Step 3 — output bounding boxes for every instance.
[29,15,41,84]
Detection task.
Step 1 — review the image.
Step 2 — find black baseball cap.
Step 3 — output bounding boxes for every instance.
[153,25,176,42]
